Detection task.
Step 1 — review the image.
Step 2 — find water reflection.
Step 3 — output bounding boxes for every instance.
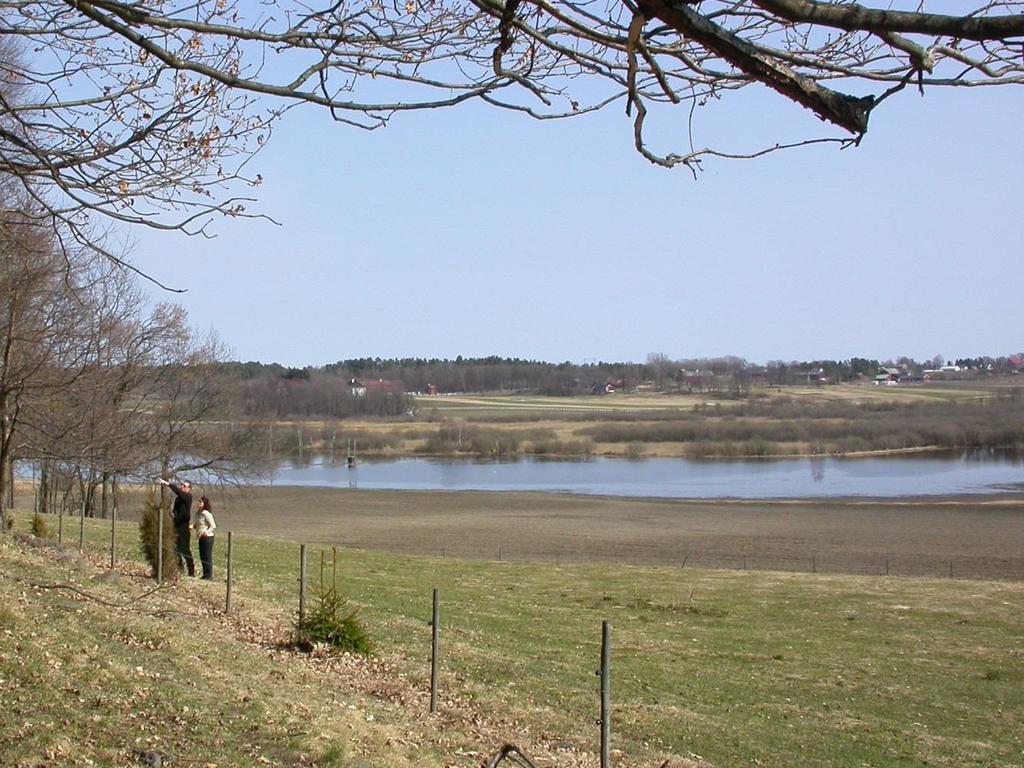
[272,451,1024,499]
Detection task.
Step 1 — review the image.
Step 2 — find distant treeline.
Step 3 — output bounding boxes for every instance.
[222,356,650,401]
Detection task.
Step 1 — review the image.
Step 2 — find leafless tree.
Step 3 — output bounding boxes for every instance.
[0,187,268,524]
[0,0,1021,249]
[141,323,272,494]
[33,297,197,518]
[0,194,98,526]
[0,187,186,522]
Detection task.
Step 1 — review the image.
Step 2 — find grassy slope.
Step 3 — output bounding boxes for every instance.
[2,518,1022,768]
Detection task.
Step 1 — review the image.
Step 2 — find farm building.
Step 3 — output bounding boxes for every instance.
[348,378,406,397]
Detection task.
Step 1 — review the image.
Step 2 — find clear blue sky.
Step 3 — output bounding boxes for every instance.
[133,80,1024,367]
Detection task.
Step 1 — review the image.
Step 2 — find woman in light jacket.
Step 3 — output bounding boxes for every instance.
[193,496,217,580]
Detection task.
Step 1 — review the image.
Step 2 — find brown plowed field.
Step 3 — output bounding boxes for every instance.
[207,485,1024,580]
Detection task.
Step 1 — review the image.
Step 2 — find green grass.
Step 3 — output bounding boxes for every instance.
[3,515,1023,767]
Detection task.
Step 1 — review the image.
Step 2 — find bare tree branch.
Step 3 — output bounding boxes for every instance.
[0,0,1019,255]
[752,0,1024,41]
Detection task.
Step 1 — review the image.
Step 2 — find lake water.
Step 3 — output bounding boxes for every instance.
[273,452,1024,499]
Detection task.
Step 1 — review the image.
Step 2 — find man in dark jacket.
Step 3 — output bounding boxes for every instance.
[159,477,195,577]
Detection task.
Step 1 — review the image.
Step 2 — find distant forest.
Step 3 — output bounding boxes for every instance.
[220,353,1024,419]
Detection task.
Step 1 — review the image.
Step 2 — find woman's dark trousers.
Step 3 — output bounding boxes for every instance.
[198,536,215,580]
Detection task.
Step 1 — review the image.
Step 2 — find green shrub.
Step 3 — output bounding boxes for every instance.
[294,549,373,655]
[138,499,180,581]
[30,513,49,538]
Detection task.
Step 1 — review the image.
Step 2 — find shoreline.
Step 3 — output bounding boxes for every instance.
[264,481,1024,505]
[300,443,978,461]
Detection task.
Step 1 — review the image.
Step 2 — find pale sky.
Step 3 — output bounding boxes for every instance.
[133,80,1024,368]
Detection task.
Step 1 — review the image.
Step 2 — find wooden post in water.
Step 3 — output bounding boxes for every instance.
[430,587,440,713]
[599,620,612,768]
[225,531,234,615]
[298,544,307,626]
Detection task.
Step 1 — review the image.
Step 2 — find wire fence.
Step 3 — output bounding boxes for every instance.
[300,536,1024,581]
[11,510,1023,768]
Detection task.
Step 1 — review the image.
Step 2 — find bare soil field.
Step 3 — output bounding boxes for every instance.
[204,485,1024,580]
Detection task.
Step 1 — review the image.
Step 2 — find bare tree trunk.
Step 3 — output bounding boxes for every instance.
[60,481,73,517]
[100,472,109,519]
[50,467,60,516]
[38,462,48,514]
[0,456,7,530]
[83,471,97,518]
[0,411,10,529]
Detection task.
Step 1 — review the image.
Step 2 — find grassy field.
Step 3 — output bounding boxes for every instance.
[2,501,1023,768]
[412,384,1001,415]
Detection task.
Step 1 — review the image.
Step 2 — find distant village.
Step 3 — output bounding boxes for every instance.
[334,354,1024,400]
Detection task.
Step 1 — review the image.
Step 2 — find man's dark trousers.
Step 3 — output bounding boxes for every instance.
[176,528,195,577]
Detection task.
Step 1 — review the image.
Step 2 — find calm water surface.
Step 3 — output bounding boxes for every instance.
[273,453,1024,499]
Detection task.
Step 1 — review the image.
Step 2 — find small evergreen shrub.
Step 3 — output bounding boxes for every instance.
[30,513,49,538]
[293,548,372,655]
[139,499,180,581]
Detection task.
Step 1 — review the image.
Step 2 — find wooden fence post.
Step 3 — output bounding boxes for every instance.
[430,587,440,713]
[109,499,117,570]
[225,531,234,615]
[157,505,164,585]
[298,544,307,626]
[599,620,611,768]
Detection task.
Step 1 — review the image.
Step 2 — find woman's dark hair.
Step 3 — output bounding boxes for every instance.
[200,496,212,511]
